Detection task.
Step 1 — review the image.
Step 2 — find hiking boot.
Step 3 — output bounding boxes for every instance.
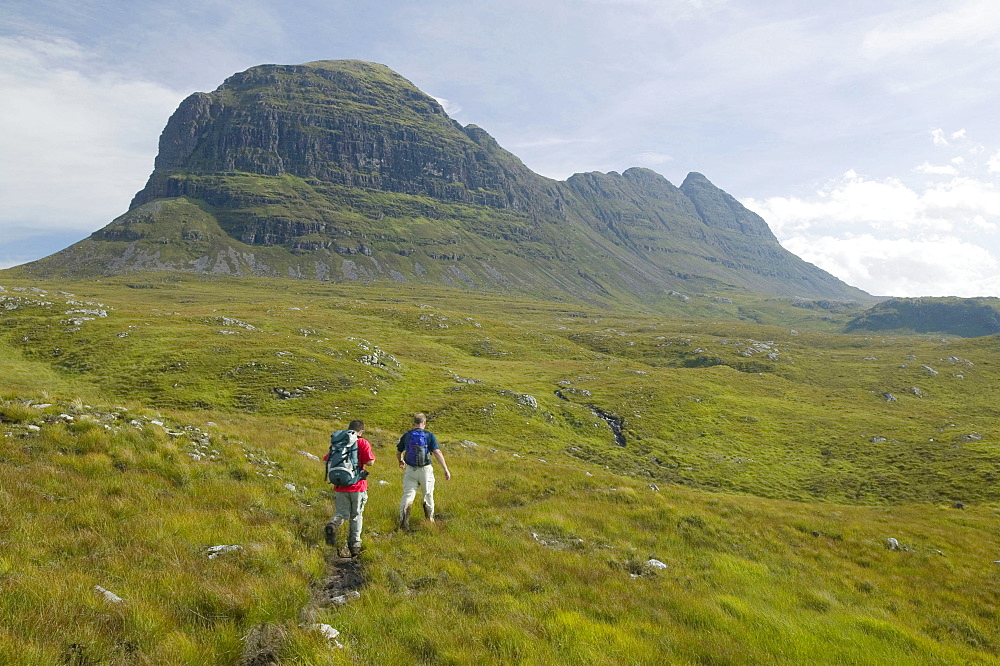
[424,504,435,522]
[324,522,336,547]
[400,505,411,531]
[349,544,362,558]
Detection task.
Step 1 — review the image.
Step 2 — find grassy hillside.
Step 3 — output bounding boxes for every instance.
[848,296,1000,338]
[1,274,998,664]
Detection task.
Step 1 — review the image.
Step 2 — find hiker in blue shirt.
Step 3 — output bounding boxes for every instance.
[397,413,450,529]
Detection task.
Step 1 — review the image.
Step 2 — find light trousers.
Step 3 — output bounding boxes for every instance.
[399,464,435,521]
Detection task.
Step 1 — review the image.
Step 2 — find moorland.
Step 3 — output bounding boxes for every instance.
[1,272,998,665]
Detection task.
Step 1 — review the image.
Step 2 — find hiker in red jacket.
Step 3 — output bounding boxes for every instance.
[324,419,375,557]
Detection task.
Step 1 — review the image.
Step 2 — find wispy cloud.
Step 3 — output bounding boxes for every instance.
[432,96,463,117]
[511,137,600,149]
[0,36,183,238]
[575,0,728,17]
[627,151,674,167]
[915,162,959,176]
[861,0,1000,60]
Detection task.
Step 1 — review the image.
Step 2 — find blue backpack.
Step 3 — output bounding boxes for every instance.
[326,429,362,486]
[403,429,431,467]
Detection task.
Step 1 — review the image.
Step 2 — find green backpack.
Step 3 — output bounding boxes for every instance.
[326,429,362,486]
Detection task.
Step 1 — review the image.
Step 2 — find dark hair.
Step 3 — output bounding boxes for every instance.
[348,419,364,432]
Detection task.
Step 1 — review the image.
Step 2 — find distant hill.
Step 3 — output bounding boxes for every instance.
[847,297,1000,337]
[16,59,868,304]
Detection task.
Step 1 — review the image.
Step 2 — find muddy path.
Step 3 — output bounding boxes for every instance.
[308,550,365,611]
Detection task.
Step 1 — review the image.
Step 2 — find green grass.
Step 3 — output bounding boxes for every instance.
[0,402,334,664]
[1,274,998,664]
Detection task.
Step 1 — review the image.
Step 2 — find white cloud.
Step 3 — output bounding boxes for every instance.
[915,162,958,176]
[746,171,930,236]
[749,170,1000,237]
[988,151,1000,173]
[0,36,183,239]
[931,128,950,146]
[781,234,999,297]
[744,135,1000,297]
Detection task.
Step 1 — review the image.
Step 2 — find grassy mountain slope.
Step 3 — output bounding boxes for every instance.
[1,274,997,664]
[848,296,1000,338]
[19,60,868,305]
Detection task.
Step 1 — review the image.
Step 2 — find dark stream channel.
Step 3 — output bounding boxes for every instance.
[590,405,627,447]
[554,390,626,447]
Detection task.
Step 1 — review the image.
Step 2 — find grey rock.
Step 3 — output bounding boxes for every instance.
[517,394,538,409]
[329,590,361,605]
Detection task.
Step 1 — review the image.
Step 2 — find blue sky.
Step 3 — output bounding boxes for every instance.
[3,0,1000,296]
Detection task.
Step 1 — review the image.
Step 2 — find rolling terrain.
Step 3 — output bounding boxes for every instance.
[1,273,998,664]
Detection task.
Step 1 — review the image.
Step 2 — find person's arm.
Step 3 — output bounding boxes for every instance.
[432,448,451,480]
[397,433,407,469]
[359,439,375,468]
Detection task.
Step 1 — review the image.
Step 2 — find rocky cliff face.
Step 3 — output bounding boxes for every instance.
[133,61,552,216]
[680,172,776,239]
[22,59,868,304]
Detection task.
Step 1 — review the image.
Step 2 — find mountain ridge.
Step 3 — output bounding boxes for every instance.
[15,59,870,304]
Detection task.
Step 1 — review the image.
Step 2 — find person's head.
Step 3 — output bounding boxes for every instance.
[413,413,427,428]
[348,419,364,434]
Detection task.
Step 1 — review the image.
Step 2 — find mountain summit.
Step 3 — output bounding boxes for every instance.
[21,59,866,303]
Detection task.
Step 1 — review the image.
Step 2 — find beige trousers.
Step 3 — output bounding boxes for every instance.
[399,464,435,523]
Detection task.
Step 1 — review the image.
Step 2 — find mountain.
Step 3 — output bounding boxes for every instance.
[18,59,868,304]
